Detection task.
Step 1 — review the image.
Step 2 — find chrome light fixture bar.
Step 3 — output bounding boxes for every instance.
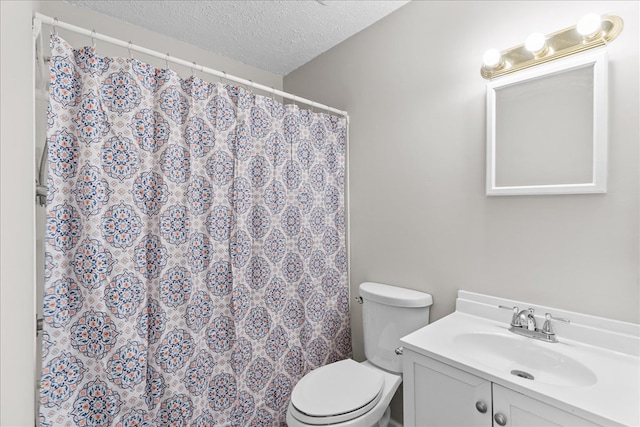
[481,14,623,79]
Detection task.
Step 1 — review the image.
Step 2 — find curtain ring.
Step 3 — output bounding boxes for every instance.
[165,53,170,70]
[270,87,276,102]
[292,94,297,107]
[221,71,227,84]
[128,41,133,59]
[191,61,197,77]
[91,30,96,48]
[52,17,59,36]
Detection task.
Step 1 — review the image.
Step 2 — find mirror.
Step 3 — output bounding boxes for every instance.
[486,50,608,196]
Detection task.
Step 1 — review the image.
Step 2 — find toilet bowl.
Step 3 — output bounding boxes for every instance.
[286,282,433,427]
[286,359,401,427]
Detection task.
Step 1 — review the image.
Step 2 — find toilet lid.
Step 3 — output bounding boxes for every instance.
[291,359,385,418]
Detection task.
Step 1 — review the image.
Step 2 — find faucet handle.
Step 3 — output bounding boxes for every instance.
[542,313,570,335]
[499,305,519,326]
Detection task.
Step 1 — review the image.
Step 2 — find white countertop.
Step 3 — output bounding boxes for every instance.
[401,291,640,427]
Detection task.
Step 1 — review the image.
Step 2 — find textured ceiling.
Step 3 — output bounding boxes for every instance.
[66,0,410,75]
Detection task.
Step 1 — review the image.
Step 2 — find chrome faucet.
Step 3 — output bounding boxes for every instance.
[515,307,536,331]
[499,305,570,343]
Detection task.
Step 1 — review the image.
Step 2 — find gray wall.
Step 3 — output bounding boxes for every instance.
[285,1,639,422]
[1,2,36,425]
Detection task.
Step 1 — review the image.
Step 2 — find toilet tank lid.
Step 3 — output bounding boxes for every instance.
[359,282,433,308]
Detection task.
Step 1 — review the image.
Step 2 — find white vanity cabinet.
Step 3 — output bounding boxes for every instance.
[400,291,639,426]
[492,384,600,427]
[402,349,600,427]
[402,349,491,427]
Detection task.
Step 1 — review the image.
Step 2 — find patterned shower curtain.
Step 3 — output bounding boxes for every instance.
[40,35,351,426]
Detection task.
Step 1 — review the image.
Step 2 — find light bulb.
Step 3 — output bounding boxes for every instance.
[525,33,547,54]
[482,49,502,68]
[577,13,602,37]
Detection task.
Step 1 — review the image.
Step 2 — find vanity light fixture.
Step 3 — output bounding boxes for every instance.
[524,32,549,57]
[577,13,603,38]
[482,48,504,70]
[480,13,623,79]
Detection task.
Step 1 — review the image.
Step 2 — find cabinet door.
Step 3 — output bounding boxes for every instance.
[403,350,492,427]
[492,384,602,427]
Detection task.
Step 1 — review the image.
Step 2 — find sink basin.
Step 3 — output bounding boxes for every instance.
[452,332,597,388]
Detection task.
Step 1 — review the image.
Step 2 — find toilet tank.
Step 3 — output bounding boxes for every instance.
[360,282,433,373]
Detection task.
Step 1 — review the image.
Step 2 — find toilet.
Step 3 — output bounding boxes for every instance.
[286,282,433,427]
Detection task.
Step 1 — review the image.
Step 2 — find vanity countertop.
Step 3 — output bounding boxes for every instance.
[401,291,640,427]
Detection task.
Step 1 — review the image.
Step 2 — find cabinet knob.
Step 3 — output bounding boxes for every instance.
[494,413,507,426]
[474,401,487,414]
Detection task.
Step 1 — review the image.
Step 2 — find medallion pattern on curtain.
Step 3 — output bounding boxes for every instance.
[40,35,351,427]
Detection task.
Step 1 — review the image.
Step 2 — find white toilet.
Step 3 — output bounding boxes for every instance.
[286,282,433,427]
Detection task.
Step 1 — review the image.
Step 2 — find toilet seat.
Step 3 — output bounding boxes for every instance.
[289,359,385,425]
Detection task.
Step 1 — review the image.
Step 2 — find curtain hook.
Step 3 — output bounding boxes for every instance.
[128,41,133,59]
[53,17,59,36]
[165,53,170,70]
[270,87,276,102]
[91,29,96,48]
[292,94,297,107]
[221,71,227,84]
[191,61,197,77]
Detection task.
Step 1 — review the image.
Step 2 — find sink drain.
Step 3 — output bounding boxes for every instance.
[511,370,534,380]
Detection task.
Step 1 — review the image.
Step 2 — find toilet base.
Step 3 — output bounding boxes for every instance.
[375,407,391,427]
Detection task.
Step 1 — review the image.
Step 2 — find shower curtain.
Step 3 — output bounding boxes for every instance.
[40,35,351,426]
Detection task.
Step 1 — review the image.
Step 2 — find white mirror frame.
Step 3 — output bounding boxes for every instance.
[486,50,608,196]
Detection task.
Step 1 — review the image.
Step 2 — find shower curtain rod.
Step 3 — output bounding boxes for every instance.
[32,12,349,119]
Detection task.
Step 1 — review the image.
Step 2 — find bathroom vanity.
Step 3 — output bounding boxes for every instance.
[400,291,640,427]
